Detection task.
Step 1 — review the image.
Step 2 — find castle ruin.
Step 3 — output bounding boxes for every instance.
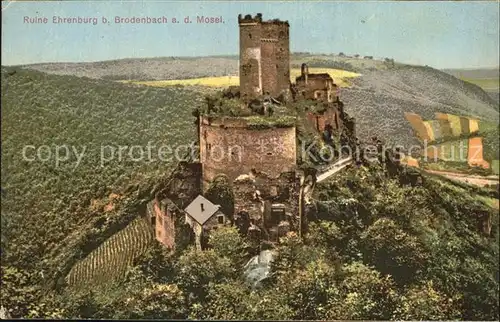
[151,13,356,250]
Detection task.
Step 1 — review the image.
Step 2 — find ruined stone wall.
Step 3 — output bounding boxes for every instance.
[232,171,300,234]
[275,23,290,96]
[199,116,297,189]
[306,105,342,133]
[260,38,278,95]
[153,199,176,249]
[296,78,335,102]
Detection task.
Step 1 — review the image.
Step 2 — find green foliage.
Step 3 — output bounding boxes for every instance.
[0,266,40,318]
[174,247,234,302]
[189,281,252,320]
[132,241,175,283]
[314,165,499,320]
[360,217,429,284]
[118,283,187,319]
[270,232,321,280]
[1,68,199,282]
[208,226,249,267]
[279,259,338,320]
[200,93,252,117]
[393,281,461,320]
[245,115,297,129]
[190,280,295,320]
[306,221,344,250]
[326,262,398,320]
[205,174,235,219]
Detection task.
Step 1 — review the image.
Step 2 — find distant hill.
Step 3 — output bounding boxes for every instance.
[442,67,499,80]
[442,67,500,103]
[341,65,499,148]
[17,56,499,150]
[17,54,391,81]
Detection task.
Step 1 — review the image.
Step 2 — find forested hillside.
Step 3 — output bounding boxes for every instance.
[5,165,497,320]
[0,67,200,316]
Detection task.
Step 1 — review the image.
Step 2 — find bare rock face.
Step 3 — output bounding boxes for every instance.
[156,161,202,209]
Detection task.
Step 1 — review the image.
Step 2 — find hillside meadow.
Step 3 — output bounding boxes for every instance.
[119,68,361,88]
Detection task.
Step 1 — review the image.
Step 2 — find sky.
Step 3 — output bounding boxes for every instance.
[1,1,499,69]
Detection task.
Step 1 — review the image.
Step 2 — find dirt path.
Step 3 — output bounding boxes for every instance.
[425,169,499,187]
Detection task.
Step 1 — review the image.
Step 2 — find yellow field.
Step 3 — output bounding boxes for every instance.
[122,68,361,88]
[290,68,361,87]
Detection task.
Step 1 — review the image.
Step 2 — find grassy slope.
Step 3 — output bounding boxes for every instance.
[125,68,360,88]
[342,65,499,148]
[18,54,381,81]
[1,67,200,279]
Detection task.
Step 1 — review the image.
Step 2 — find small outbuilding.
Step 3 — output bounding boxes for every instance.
[184,195,228,250]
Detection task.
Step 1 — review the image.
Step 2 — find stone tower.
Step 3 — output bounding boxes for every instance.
[238,13,290,100]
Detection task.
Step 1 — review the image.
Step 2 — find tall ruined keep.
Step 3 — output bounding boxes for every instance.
[238,13,290,99]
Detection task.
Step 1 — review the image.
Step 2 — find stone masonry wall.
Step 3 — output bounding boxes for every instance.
[239,14,290,99]
[199,116,297,189]
[153,198,176,249]
[239,20,262,99]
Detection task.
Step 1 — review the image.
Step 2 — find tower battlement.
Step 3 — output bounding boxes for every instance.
[261,19,289,26]
[238,14,289,26]
[238,13,263,24]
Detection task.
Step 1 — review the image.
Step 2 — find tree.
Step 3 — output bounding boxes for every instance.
[278,259,338,320]
[393,281,461,320]
[360,217,429,284]
[205,174,235,221]
[174,247,235,302]
[0,266,40,318]
[208,226,249,267]
[270,232,307,281]
[306,221,343,249]
[305,221,344,261]
[117,283,187,319]
[189,281,252,320]
[132,242,174,283]
[326,262,398,320]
